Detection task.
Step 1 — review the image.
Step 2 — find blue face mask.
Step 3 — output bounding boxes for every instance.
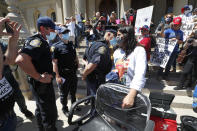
[62,33,69,40]
[109,37,117,45]
[46,32,57,41]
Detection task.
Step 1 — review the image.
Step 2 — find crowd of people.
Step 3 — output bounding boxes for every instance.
[0,4,197,131]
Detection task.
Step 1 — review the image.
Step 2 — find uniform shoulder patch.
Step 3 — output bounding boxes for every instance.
[29,39,42,47]
[98,46,106,54]
[50,46,55,52]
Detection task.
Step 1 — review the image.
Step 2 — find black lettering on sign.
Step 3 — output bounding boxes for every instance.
[0,77,12,100]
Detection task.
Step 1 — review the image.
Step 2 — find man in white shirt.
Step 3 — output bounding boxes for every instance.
[66,17,76,45]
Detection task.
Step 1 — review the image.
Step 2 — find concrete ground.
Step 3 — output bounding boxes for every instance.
[15,87,79,131]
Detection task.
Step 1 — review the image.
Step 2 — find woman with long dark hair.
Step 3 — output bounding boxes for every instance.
[113,26,147,108]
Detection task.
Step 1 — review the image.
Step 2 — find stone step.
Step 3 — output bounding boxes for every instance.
[171,107,196,123]
[142,91,193,109]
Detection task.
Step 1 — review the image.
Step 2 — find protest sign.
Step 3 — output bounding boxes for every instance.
[135,6,154,35]
[180,15,194,41]
[181,22,194,41]
[151,38,177,68]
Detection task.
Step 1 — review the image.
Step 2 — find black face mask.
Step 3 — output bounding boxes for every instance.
[116,36,124,44]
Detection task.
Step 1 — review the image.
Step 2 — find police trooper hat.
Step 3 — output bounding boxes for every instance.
[57,27,70,34]
[105,25,119,35]
[37,16,59,30]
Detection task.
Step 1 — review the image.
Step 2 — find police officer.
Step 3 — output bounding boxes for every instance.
[1,43,34,119]
[15,17,57,131]
[82,28,113,96]
[51,27,80,116]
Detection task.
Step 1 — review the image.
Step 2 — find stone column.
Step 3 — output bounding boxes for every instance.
[116,0,120,19]
[120,0,131,18]
[75,0,86,18]
[173,0,188,15]
[62,0,72,22]
[56,0,64,24]
[5,0,30,38]
[87,0,95,19]
[151,0,166,29]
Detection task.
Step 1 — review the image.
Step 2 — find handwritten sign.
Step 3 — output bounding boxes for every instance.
[180,16,194,41]
[135,6,154,35]
[151,38,177,68]
[0,77,13,101]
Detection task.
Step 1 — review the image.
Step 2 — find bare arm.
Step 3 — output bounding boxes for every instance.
[82,63,97,80]
[15,53,40,79]
[15,53,52,83]
[52,59,60,77]
[0,18,22,65]
[52,59,62,84]
[4,22,22,65]
[122,88,137,108]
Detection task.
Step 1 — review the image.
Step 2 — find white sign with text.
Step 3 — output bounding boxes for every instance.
[151,38,177,68]
[135,6,154,35]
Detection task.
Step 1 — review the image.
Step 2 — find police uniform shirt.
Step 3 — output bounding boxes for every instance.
[21,34,53,74]
[0,42,15,116]
[85,41,111,74]
[51,41,77,71]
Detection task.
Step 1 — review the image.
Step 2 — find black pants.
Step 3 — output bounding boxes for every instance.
[29,78,57,131]
[4,70,28,113]
[86,75,105,96]
[58,73,78,111]
[179,58,197,88]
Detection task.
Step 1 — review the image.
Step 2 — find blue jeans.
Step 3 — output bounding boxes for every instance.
[0,112,17,131]
[158,50,178,76]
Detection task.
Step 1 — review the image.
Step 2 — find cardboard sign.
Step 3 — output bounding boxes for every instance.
[135,6,154,35]
[0,77,13,101]
[151,38,177,68]
[181,22,194,41]
[180,15,194,41]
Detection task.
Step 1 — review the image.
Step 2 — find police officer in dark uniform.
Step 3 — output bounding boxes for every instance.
[51,27,79,116]
[15,17,57,131]
[0,41,34,119]
[82,28,113,96]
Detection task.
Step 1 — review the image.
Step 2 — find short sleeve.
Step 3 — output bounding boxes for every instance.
[164,29,170,39]
[89,46,107,64]
[20,39,42,60]
[51,46,58,59]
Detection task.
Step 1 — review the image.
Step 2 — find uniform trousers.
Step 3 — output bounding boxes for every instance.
[29,78,57,131]
[58,71,78,111]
